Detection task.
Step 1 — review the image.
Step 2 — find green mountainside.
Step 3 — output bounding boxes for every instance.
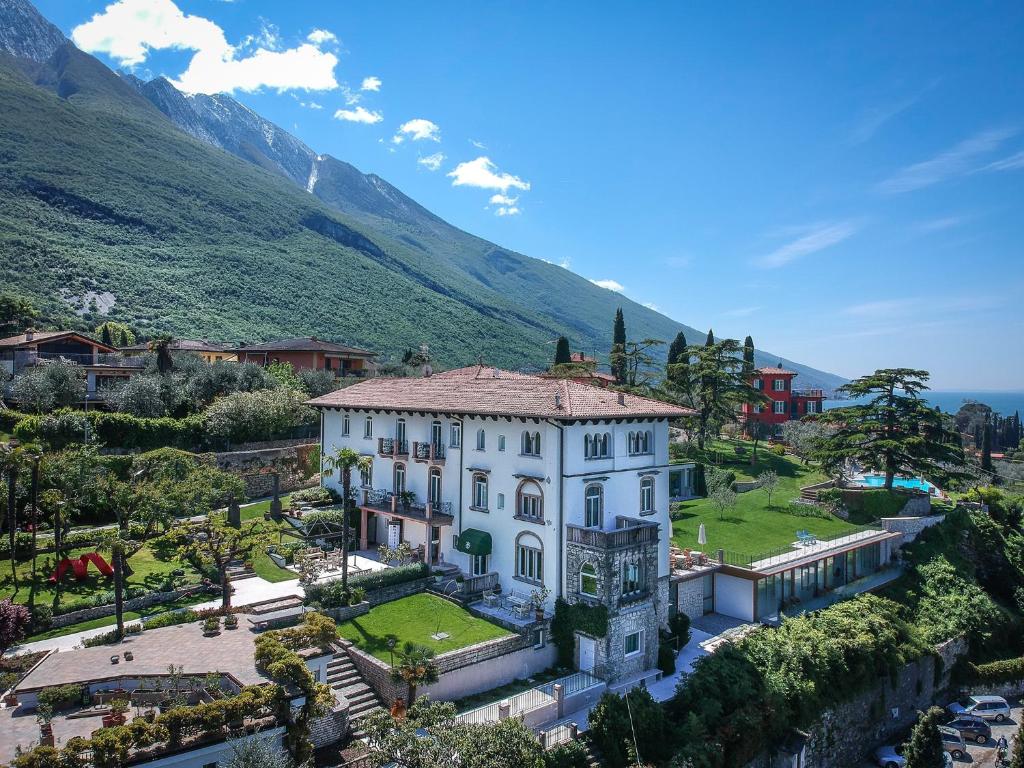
[0,34,846,390]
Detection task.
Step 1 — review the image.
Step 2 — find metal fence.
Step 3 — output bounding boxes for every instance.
[455,670,603,727]
[722,523,885,569]
[541,721,577,749]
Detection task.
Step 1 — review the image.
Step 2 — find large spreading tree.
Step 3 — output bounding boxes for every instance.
[814,369,965,490]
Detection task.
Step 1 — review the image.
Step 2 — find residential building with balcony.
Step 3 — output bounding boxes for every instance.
[0,329,144,400]
[232,336,376,377]
[120,337,236,363]
[308,365,693,683]
[740,365,826,430]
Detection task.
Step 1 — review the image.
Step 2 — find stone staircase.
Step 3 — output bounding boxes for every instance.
[225,560,257,582]
[326,650,384,741]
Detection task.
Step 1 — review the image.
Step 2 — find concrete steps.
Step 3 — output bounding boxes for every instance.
[326,652,384,741]
[226,561,257,581]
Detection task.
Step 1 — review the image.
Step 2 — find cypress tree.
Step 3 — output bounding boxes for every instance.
[100,324,113,347]
[903,707,945,768]
[742,335,755,375]
[553,336,571,366]
[981,416,993,472]
[667,332,687,366]
[705,328,714,347]
[611,308,627,384]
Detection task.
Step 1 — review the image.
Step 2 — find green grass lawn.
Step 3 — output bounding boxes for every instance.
[238,495,301,582]
[240,493,294,521]
[0,541,201,608]
[671,439,857,556]
[336,593,512,662]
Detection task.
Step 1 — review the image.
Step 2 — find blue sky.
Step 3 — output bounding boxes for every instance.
[37,0,1024,389]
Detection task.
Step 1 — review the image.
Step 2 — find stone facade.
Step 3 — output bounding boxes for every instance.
[881,513,946,546]
[674,575,705,621]
[213,442,319,499]
[565,525,664,683]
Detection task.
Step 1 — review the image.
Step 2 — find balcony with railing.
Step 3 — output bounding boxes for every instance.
[14,350,146,371]
[357,488,454,524]
[566,517,659,550]
[412,441,446,464]
[377,437,409,458]
[793,388,825,399]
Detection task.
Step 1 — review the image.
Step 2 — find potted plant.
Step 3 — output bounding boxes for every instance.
[109,698,129,726]
[36,703,54,746]
[529,586,551,621]
[4,692,17,708]
[349,586,367,606]
[399,490,415,510]
[223,614,238,630]
[202,616,221,636]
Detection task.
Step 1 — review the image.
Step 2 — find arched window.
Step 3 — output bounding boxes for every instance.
[640,476,654,514]
[342,414,350,437]
[579,562,598,597]
[472,473,488,509]
[600,432,611,457]
[364,415,373,438]
[522,430,541,456]
[627,431,637,455]
[429,467,442,505]
[394,463,406,494]
[584,484,603,528]
[515,532,544,584]
[644,430,652,454]
[476,428,486,451]
[584,434,594,459]
[516,480,544,522]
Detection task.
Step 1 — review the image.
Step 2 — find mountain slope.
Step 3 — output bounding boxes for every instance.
[0,0,845,391]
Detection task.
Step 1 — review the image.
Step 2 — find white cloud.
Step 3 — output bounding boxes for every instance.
[495,206,521,217]
[984,150,1024,172]
[915,215,966,233]
[448,156,530,193]
[757,221,858,269]
[842,299,919,319]
[360,76,382,92]
[642,302,660,312]
[241,21,280,51]
[334,106,382,124]
[489,193,518,206]
[300,100,323,110]
[589,279,625,292]
[72,0,339,94]
[306,29,337,45]
[395,118,441,142]
[470,139,487,149]
[878,128,1016,193]
[542,257,572,269]
[417,152,445,171]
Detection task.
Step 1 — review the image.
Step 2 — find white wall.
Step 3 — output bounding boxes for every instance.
[714,573,755,622]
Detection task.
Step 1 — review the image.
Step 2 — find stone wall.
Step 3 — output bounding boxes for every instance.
[880,514,946,546]
[675,576,704,621]
[322,601,370,623]
[213,443,319,499]
[745,636,968,768]
[342,630,548,706]
[365,577,430,607]
[51,585,210,628]
[734,480,761,493]
[308,695,350,748]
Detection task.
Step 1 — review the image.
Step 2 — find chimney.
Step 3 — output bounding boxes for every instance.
[617,392,625,406]
[554,392,562,409]
[24,328,34,341]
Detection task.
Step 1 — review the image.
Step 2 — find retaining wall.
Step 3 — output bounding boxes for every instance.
[881,514,946,546]
[51,585,210,628]
[212,443,319,499]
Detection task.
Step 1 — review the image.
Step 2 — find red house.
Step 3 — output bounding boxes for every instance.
[231,337,376,377]
[741,365,825,428]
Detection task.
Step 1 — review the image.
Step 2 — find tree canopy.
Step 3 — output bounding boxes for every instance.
[813,369,965,490]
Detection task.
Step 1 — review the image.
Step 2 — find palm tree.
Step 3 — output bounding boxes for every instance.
[147,335,174,374]
[321,447,372,595]
[1,441,22,591]
[389,642,439,705]
[21,443,43,611]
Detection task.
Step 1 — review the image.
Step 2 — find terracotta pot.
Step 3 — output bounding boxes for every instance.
[4,694,18,707]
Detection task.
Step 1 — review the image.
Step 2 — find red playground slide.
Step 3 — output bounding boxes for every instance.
[80,552,114,577]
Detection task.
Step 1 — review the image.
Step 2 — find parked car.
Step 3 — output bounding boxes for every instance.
[946,713,991,744]
[947,694,1011,723]
[873,746,906,768]
[938,725,967,760]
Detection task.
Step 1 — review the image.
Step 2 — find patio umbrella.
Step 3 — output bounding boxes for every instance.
[697,523,707,548]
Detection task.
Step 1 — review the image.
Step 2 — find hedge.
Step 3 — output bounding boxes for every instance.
[0,409,29,433]
[303,562,429,608]
[969,656,1024,684]
[551,598,609,669]
[14,409,209,452]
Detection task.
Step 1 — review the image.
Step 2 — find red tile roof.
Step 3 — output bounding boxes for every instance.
[755,366,796,376]
[232,336,375,356]
[308,366,694,420]
[0,330,114,352]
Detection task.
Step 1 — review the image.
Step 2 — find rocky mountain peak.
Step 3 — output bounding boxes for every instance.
[0,0,67,63]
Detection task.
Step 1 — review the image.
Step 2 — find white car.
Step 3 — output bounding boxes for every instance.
[873,746,906,768]
[947,694,1011,722]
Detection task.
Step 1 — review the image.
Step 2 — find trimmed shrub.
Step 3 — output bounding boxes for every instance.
[82,624,143,647]
[290,486,337,505]
[969,656,1024,683]
[668,612,691,647]
[15,409,208,452]
[657,642,676,676]
[770,444,786,456]
[303,562,429,608]
[543,739,590,768]
[38,684,85,712]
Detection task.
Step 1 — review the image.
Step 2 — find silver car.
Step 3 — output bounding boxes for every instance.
[947,694,1011,723]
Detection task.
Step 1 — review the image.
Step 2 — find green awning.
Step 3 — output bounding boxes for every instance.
[457,529,492,557]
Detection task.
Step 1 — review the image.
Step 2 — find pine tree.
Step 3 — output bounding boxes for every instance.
[742,335,755,375]
[1009,719,1024,768]
[705,328,714,347]
[611,308,627,384]
[981,416,993,472]
[903,707,945,768]
[667,332,688,366]
[553,336,571,366]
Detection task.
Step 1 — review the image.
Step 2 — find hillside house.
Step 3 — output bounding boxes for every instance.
[233,337,375,377]
[120,338,236,363]
[740,365,826,430]
[309,366,695,683]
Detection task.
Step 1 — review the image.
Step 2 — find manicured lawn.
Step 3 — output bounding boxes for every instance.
[240,493,294,521]
[238,495,300,582]
[251,550,297,583]
[336,593,512,662]
[0,541,202,608]
[671,440,857,556]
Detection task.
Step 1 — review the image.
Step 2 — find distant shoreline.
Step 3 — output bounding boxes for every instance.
[825,390,1024,416]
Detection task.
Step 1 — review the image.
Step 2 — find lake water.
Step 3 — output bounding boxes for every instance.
[825,390,1024,417]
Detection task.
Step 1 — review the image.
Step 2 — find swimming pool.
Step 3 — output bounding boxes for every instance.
[856,474,937,495]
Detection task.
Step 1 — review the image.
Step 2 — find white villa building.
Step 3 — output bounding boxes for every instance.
[309,366,695,681]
